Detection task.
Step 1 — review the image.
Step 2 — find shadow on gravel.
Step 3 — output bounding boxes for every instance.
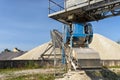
[85,68,120,80]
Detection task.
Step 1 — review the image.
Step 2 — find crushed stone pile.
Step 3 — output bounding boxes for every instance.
[13,34,120,60]
[0,51,26,60]
[89,34,120,60]
[13,42,53,60]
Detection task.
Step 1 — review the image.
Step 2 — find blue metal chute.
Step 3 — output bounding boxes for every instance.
[63,23,93,48]
[72,23,86,37]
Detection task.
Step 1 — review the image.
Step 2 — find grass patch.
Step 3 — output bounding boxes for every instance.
[0,68,22,74]
[108,66,120,68]
[103,66,120,68]
[0,67,41,74]
[7,74,55,80]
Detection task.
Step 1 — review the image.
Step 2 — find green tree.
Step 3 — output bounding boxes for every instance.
[117,40,120,44]
[4,48,11,52]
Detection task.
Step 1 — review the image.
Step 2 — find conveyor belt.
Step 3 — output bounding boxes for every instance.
[51,29,63,48]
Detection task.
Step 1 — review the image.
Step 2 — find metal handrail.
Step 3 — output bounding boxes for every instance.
[50,0,64,9]
[49,0,64,14]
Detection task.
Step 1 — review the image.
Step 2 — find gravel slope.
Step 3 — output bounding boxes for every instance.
[0,51,25,60]
[13,42,53,60]
[13,34,120,60]
[89,34,120,60]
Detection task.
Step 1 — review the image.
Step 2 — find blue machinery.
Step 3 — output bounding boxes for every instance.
[61,23,100,70]
[49,0,120,70]
[63,23,93,48]
[51,23,101,70]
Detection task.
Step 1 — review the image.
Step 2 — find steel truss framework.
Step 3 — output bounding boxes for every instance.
[49,0,120,24]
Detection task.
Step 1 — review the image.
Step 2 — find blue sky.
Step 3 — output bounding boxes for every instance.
[0,0,120,51]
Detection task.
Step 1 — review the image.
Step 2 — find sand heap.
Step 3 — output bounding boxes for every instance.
[89,34,120,60]
[13,42,53,60]
[13,34,120,60]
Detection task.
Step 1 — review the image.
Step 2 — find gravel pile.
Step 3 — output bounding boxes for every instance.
[13,34,120,60]
[13,42,53,60]
[0,51,25,60]
[89,34,120,60]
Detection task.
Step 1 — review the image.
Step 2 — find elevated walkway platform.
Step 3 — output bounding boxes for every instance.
[48,0,120,24]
